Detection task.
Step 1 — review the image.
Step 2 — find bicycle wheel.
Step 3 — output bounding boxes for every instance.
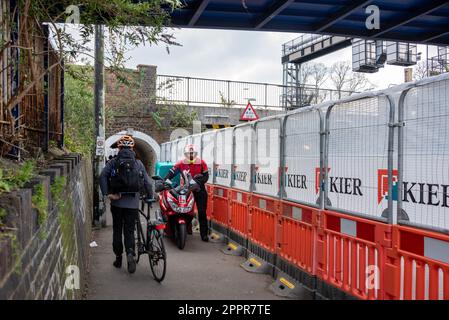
[148,228,167,282]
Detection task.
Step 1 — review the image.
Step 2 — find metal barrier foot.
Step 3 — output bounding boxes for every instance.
[240,254,272,274]
[221,241,244,256]
[269,272,307,299]
[209,231,227,243]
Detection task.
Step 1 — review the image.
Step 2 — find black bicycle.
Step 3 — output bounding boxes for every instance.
[136,198,167,282]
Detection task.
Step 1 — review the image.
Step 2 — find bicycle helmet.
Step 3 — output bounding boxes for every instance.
[117,135,135,148]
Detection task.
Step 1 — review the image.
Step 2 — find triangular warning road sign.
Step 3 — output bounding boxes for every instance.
[240,102,259,121]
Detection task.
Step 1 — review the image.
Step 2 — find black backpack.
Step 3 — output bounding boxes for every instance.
[109,149,143,193]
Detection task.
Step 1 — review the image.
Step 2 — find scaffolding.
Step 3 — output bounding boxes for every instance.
[428,46,449,76]
[351,39,386,73]
[386,42,417,66]
[282,34,353,110]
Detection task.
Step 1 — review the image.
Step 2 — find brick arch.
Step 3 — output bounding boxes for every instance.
[105,130,160,174]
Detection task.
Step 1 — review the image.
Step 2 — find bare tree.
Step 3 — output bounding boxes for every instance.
[329,61,374,99]
[413,61,429,81]
[299,63,313,85]
[348,72,374,93]
[310,63,328,103]
[329,61,352,99]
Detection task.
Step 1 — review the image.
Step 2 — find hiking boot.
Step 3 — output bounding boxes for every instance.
[127,253,136,274]
[113,255,122,268]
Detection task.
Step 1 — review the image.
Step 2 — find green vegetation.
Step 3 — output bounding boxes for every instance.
[51,176,67,201]
[50,176,77,281]
[0,207,6,227]
[0,160,36,194]
[64,65,95,157]
[0,220,22,274]
[32,183,49,239]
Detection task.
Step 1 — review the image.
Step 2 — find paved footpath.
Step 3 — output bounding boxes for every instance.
[86,206,290,300]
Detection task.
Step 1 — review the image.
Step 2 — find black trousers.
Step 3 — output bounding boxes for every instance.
[111,205,138,256]
[193,189,209,237]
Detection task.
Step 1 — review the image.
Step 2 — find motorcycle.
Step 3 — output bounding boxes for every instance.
[152,170,200,249]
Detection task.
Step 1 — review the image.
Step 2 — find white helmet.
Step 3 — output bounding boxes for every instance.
[183,144,198,163]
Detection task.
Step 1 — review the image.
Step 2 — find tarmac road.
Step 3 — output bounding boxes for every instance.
[86,203,290,300]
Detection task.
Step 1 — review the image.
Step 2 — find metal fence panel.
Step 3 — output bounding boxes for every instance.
[400,79,449,231]
[201,131,216,183]
[325,96,391,219]
[166,142,172,162]
[160,143,166,162]
[176,137,188,162]
[284,109,321,207]
[254,118,281,197]
[214,128,233,187]
[233,124,254,192]
[170,140,178,163]
[192,134,202,158]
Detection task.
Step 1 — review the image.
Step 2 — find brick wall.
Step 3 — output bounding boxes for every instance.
[0,154,93,299]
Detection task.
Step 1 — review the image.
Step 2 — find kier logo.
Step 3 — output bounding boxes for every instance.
[377,169,398,204]
[315,167,331,194]
[253,166,273,185]
[377,169,449,207]
[315,167,363,196]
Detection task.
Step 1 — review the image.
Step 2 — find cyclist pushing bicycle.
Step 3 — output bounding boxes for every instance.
[100,135,154,274]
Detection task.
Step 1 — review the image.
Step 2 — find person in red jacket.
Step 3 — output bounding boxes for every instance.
[164,144,210,241]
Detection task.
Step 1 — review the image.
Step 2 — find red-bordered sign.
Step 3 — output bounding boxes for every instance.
[240,102,259,121]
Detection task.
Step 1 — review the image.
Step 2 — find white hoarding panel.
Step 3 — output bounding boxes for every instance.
[160,144,166,162]
[162,143,169,162]
[201,131,216,183]
[170,140,178,163]
[254,118,281,197]
[401,79,449,230]
[326,97,390,219]
[165,143,171,162]
[176,138,188,162]
[192,134,202,158]
[284,110,321,206]
[214,128,233,187]
[233,124,254,192]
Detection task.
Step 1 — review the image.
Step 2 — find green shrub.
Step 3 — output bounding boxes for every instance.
[0,160,36,195]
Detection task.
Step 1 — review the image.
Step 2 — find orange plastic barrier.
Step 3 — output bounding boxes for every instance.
[206,184,214,220]
[315,210,392,300]
[278,201,318,275]
[212,186,229,227]
[249,194,279,253]
[384,225,449,300]
[229,190,250,237]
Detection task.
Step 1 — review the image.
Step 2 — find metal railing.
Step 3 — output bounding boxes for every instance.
[156,74,355,110]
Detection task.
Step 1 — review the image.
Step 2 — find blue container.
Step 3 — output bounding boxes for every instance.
[154,161,180,186]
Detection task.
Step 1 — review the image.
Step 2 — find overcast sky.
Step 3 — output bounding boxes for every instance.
[120,28,431,91]
[65,25,433,91]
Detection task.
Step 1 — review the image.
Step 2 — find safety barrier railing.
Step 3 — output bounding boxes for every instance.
[384,225,449,300]
[248,194,279,254]
[278,200,317,275]
[161,73,449,300]
[211,186,229,229]
[315,210,392,300]
[229,190,250,239]
[206,184,214,220]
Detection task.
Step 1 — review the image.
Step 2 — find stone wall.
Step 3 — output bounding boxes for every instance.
[0,154,93,299]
